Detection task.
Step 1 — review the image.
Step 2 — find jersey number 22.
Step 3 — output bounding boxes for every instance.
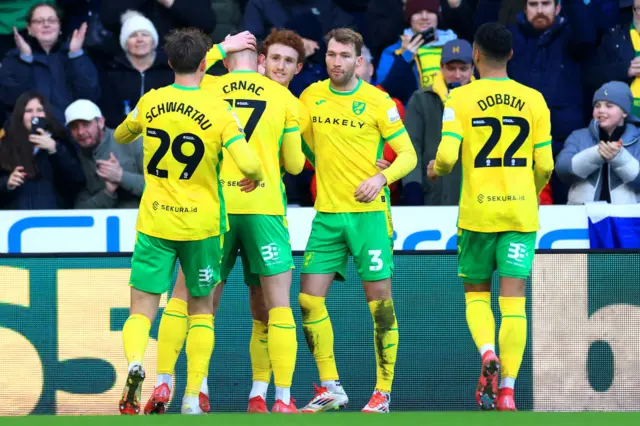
[472,116,530,168]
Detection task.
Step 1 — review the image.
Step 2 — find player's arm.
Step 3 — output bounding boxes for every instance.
[299,90,316,166]
[531,95,554,195]
[377,99,417,185]
[221,108,263,181]
[206,31,257,72]
[433,96,463,176]
[280,97,305,175]
[113,97,144,144]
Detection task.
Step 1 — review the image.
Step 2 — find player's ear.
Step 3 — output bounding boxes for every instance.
[199,58,207,72]
[508,49,514,61]
[167,59,174,70]
[295,62,303,75]
[258,53,266,67]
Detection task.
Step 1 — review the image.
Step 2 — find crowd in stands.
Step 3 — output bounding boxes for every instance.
[1,0,639,210]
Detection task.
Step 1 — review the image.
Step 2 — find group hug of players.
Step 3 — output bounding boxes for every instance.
[112,21,554,415]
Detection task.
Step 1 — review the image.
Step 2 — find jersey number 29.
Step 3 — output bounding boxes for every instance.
[472,116,530,168]
[146,128,204,180]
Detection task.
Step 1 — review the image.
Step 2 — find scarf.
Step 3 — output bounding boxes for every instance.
[629,23,640,117]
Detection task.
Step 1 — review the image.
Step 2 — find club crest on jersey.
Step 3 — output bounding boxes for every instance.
[352,101,366,116]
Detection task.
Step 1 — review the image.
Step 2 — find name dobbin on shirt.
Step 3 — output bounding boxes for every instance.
[312,116,365,128]
[477,93,526,112]
[146,102,212,130]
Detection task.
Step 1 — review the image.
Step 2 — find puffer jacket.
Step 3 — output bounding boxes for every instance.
[556,120,640,204]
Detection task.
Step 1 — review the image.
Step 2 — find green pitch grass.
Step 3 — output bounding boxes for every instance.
[3,412,640,426]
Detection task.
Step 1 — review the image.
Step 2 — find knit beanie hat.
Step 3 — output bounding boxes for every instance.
[119,10,159,51]
[404,0,440,23]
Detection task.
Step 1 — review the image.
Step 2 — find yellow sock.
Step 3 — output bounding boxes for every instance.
[122,314,151,365]
[268,307,297,388]
[465,292,496,354]
[157,298,188,375]
[299,293,339,382]
[369,299,399,393]
[498,296,527,381]
[250,320,272,384]
[185,314,214,397]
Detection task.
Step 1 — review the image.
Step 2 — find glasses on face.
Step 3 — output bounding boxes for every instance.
[30,18,59,26]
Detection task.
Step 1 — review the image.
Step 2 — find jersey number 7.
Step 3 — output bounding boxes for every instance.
[472,116,530,168]
[146,128,204,180]
[225,99,266,140]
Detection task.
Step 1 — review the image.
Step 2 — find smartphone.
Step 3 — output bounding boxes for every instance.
[31,117,48,135]
[411,27,436,46]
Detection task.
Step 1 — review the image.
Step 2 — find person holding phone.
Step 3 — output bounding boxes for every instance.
[0,91,85,209]
[375,0,459,105]
[403,39,474,206]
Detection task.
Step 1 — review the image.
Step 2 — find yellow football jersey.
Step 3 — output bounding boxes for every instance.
[203,70,303,215]
[435,78,554,233]
[113,83,256,241]
[301,79,417,213]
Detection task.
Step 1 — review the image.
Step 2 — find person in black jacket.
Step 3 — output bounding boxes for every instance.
[0,2,101,124]
[99,10,173,128]
[100,0,216,47]
[0,91,85,209]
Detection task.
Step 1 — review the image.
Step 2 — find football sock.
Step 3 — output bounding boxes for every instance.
[156,374,172,389]
[299,293,339,382]
[249,381,269,400]
[123,313,151,367]
[275,386,291,405]
[185,314,214,397]
[369,299,399,393]
[320,380,342,392]
[157,298,188,377]
[200,377,209,396]
[500,377,516,389]
[465,292,496,355]
[499,296,527,383]
[268,307,297,390]
[250,319,272,385]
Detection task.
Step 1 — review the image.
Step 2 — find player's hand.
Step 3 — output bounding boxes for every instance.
[96,152,123,183]
[239,177,259,193]
[355,173,386,203]
[376,159,391,170]
[69,22,87,54]
[598,140,622,161]
[426,160,438,180]
[6,166,26,190]
[221,31,257,54]
[29,129,57,153]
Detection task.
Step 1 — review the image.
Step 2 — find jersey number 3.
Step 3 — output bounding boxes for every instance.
[472,116,530,168]
[146,128,204,179]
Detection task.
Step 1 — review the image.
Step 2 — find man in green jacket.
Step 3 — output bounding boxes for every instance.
[403,39,474,205]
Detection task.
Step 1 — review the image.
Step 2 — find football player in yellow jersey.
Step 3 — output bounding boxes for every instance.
[147,30,308,415]
[114,28,263,416]
[427,23,554,412]
[298,28,417,414]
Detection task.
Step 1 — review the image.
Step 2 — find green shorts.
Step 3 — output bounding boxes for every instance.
[129,232,223,297]
[457,228,536,284]
[220,214,294,286]
[302,211,394,282]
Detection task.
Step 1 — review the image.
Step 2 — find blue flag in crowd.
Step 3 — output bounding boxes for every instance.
[587,203,640,249]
